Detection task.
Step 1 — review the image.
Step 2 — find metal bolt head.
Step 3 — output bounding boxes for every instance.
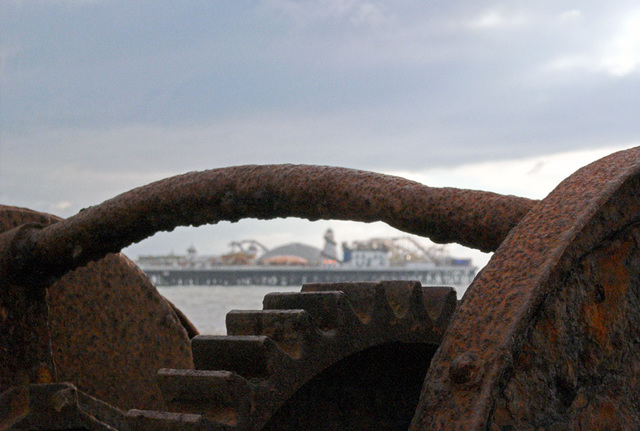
[449,351,482,386]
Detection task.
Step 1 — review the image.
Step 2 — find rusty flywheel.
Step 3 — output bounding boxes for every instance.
[412,146,640,430]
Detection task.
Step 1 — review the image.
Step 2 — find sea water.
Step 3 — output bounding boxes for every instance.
[159,284,467,335]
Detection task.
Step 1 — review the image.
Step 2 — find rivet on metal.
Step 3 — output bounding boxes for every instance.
[449,351,482,386]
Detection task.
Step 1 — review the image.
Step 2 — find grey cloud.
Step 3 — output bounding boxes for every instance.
[3,1,640,209]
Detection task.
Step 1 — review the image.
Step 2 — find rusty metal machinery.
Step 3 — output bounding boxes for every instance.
[1,147,640,429]
[133,281,456,430]
[0,206,197,413]
[412,146,640,430]
[2,280,456,431]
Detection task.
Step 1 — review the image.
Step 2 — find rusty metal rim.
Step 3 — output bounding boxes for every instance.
[411,146,640,429]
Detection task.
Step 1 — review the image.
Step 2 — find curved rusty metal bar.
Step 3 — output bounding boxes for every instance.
[1,164,535,289]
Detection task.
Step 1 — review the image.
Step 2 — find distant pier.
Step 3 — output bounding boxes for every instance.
[142,265,476,287]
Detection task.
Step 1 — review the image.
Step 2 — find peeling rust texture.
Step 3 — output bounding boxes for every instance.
[411,146,640,430]
[2,165,535,289]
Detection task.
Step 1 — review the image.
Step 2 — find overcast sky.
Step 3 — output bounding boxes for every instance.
[2,1,640,271]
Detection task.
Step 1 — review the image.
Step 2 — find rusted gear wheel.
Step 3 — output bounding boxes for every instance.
[412,146,640,430]
[0,205,195,411]
[129,280,457,430]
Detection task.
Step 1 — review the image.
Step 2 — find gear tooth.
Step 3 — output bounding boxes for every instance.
[355,281,431,336]
[302,281,422,325]
[192,335,287,378]
[376,280,421,319]
[263,291,361,331]
[302,282,376,324]
[157,369,249,426]
[127,409,232,431]
[226,310,320,359]
[419,285,458,325]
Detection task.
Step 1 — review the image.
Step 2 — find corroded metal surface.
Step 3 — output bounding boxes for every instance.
[0,165,533,423]
[0,205,195,411]
[411,147,640,429]
[48,255,195,411]
[132,281,457,430]
[3,165,535,290]
[5,149,640,429]
[0,224,56,398]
